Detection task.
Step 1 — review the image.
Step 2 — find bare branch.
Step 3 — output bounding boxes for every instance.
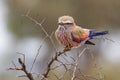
[71,48,87,80]
[17,52,25,63]
[8,57,34,80]
[43,48,71,78]
[78,68,88,80]
[30,45,42,72]
[12,61,17,68]
[56,59,68,70]
[49,31,57,52]
[23,14,48,37]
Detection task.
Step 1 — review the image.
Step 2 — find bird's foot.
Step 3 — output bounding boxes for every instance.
[63,46,71,52]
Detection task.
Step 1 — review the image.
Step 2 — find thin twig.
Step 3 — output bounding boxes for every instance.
[12,61,17,68]
[23,15,48,37]
[43,48,71,78]
[78,68,88,80]
[8,58,34,80]
[17,52,25,63]
[49,31,57,52]
[71,48,87,80]
[56,59,68,70]
[30,45,42,72]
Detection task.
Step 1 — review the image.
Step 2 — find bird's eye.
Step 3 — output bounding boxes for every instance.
[65,23,73,25]
[58,22,73,26]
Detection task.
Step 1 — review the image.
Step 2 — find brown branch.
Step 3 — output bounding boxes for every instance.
[43,48,71,78]
[8,58,34,80]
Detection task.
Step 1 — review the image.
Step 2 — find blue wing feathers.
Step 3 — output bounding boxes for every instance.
[71,30,108,42]
[89,30,108,39]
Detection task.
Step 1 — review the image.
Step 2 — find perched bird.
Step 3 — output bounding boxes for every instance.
[55,15,108,49]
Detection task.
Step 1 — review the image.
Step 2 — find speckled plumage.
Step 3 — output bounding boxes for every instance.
[55,15,108,48]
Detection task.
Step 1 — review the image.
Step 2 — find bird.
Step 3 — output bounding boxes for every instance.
[55,15,108,49]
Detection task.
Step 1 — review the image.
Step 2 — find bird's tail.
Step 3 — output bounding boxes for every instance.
[89,30,109,39]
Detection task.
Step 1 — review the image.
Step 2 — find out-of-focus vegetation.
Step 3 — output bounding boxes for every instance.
[7,0,120,36]
[0,0,120,80]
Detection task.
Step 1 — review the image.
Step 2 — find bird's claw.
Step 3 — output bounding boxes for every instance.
[63,46,71,52]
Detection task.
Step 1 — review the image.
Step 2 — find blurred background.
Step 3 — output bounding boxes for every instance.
[0,0,120,80]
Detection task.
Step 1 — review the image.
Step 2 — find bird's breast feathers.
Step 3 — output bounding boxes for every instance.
[55,26,89,47]
[55,26,79,47]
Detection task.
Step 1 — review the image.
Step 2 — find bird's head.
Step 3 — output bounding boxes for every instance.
[58,16,76,28]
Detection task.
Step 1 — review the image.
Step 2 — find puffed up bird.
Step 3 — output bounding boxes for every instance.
[55,15,108,49]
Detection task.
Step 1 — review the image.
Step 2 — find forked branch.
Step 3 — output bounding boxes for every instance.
[43,47,71,78]
[8,58,34,80]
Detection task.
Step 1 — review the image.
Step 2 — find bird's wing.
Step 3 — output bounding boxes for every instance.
[71,26,89,43]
